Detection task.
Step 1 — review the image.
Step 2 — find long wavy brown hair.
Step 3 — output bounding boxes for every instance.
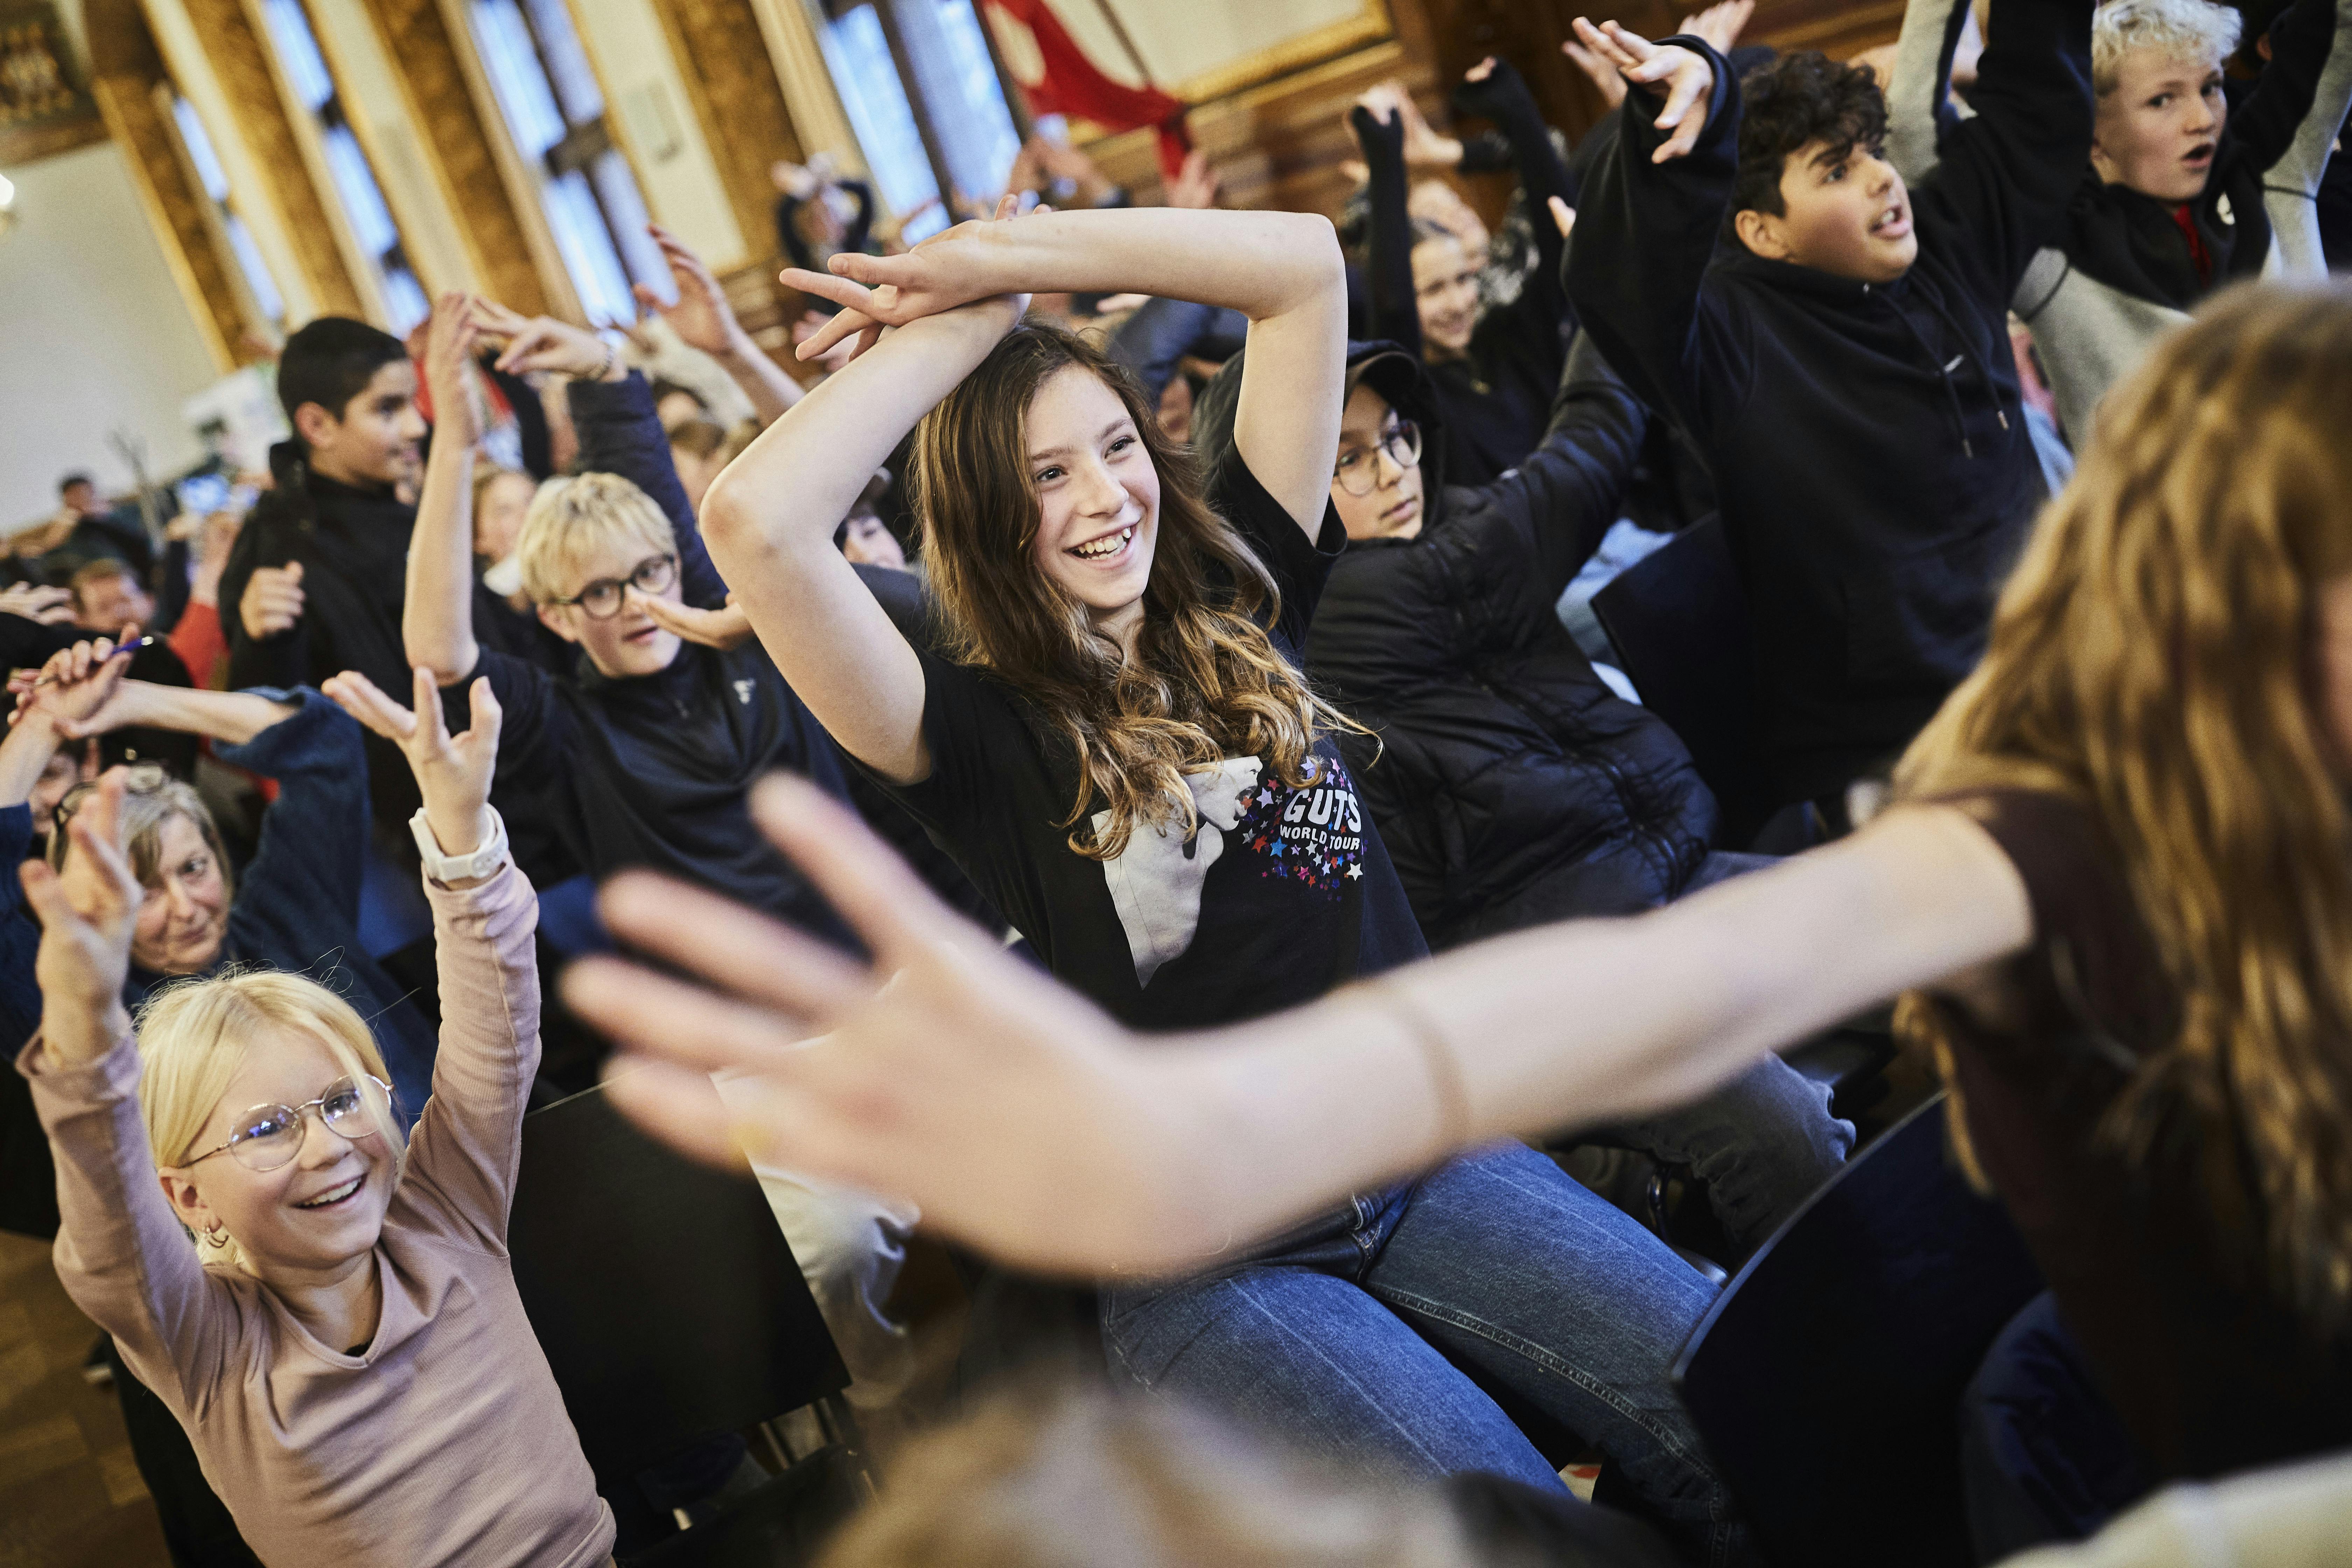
[1893,281,2352,1325]
[911,321,1359,859]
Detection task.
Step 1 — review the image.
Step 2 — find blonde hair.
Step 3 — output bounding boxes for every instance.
[137,969,407,1267]
[819,1388,1478,1568]
[515,471,674,607]
[1893,280,2352,1326]
[2092,0,2240,94]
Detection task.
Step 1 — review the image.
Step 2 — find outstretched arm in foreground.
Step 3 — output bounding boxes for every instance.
[568,777,2033,1279]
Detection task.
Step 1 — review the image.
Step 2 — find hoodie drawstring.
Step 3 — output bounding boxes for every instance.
[1874,274,2010,460]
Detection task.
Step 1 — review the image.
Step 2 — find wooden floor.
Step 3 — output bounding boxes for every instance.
[0,1230,168,1568]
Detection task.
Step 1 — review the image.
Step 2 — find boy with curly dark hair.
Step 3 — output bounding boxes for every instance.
[1565,4,2091,820]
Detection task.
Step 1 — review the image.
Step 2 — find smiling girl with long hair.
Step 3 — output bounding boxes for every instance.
[696,202,1750,1564]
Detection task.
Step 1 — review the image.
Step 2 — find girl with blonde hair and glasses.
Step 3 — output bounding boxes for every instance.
[16,668,620,1567]
[578,281,2352,1539]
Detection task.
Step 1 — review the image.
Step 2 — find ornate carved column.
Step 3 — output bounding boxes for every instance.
[359,0,552,315]
[83,0,246,367]
[176,0,368,317]
[649,0,807,264]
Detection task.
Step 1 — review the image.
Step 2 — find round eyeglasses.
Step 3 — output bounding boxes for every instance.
[555,552,677,620]
[1332,419,1422,496]
[183,1074,390,1173]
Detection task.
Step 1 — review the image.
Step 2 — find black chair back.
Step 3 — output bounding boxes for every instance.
[507,1081,850,1484]
[1671,1093,2044,1568]
[1591,515,1774,844]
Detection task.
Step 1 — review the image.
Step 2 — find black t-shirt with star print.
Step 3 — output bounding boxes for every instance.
[872,453,1429,1032]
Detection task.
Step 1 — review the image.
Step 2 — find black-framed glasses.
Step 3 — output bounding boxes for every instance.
[183,1074,391,1173]
[1332,419,1422,496]
[54,763,170,832]
[553,553,676,619]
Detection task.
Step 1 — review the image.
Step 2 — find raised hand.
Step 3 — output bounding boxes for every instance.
[633,224,748,359]
[1163,148,1221,210]
[639,595,754,651]
[239,561,304,640]
[566,775,1233,1276]
[1568,18,1717,162]
[1680,0,1755,53]
[322,667,504,859]
[1561,36,1630,110]
[19,636,141,737]
[784,193,1032,360]
[423,292,486,449]
[0,583,75,626]
[21,770,144,1058]
[473,298,625,383]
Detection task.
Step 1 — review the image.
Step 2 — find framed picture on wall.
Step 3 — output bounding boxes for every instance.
[0,0,102,163]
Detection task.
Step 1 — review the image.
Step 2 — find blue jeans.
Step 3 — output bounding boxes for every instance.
[1597,1055,1853,1260]
[1101,1140,1749,1567]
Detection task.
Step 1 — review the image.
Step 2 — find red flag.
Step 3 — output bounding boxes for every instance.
[985,0,1192,182]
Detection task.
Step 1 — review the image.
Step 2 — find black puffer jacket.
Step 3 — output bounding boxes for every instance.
[1194,337,1718,951]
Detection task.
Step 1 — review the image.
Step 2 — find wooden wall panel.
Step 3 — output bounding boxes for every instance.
[362,0,550,315]
[1079,0,1905,219]
[178,0,368,318]
[653,0,807,266]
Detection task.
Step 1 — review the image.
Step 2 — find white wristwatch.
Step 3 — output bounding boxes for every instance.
[409,805,510,884]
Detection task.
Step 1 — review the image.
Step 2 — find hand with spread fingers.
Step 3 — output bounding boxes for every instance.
[785,193,1036,363]
[21,770,144,1060]
[322,667,504,862]
[472,298,628,384]
[423,292,487,450]
[1568,17,1718,163]
[639,595,754,652]
[564,775,1247,1278]
[635,224,749,361]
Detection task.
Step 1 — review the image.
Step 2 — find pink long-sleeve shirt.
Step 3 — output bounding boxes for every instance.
[21,861,615,1567]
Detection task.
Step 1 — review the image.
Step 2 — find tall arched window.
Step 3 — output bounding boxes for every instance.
[165,91,288,337]
[257,0,428,331]
[468,0,662,325]
[814,0,1022,242]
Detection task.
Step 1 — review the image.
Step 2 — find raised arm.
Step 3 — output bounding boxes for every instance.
[1920,0,2095,293]
[1456,58,1580,285]
[2251,0,2352,277]
[333,667,538,1238]
[1884,0,1974,184]
[1474,332,1651,598]
[1351,94,1427,356]
[711,204,1349,784]
[405,294,489,685]
[633,224,805,426]
[572,781,2033,1275]
[1562,23,1738,423]
[789,204,1349,536]
[18,775,230,1391]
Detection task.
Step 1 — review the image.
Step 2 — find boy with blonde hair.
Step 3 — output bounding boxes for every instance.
[1886,0,2352,438]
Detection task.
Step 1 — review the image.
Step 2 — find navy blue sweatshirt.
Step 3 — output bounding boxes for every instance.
[1567,3,2092,805]
[455,374,861,951]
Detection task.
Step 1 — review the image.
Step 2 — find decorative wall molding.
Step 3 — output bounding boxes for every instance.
[83,68,242,368]
[178,0,366,317]
[650,0,803,262]
[360,0,550,314]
